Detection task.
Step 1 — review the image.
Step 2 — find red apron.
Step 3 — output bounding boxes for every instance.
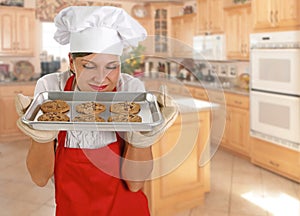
[54,75,150,216]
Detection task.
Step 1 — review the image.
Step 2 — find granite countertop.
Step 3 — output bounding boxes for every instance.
[182,80,249,96]
[142,76,249,96]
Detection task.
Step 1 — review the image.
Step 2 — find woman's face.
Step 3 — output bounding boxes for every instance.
[70,53,120,92]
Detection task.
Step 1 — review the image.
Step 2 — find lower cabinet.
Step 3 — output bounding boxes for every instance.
[251,137,300,183]
[0,83,35,139]
[143,111,211,216]
[222,105,250,157]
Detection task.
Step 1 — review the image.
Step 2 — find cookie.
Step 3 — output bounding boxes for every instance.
[37,112,70,122]
[73,114,106,122]
[40,100,70,113]
[110,102,140,114]
[107,114,142,122]
[76,102,106,114]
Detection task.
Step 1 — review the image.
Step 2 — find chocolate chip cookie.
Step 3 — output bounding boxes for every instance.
[107,114,142,122]
[110,102,140,114]
[37,112,70,122]
[40,100,70,113]
[76,102,106,114]
[73,114,106,122]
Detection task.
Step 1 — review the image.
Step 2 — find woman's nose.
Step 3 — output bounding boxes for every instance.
[93,67,108,82]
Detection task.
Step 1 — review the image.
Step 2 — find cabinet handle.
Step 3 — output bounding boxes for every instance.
[270,10,273,25]
[14,90,23,94]
[274,10,278,25]
[234,100,242,105]
[269,160,279,167]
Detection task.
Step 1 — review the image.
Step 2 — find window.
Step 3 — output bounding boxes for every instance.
[41,22,70,61]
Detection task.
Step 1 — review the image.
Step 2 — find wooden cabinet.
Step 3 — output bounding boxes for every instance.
[196,0,224,35]
[221,93,250,157]
[224,3,252,60]
[144,111,210,216]
[188,85,250,157]
[0,83,35,139]
[0,6,35,56]
[143,3,182,56]
[252,0,300,32]
[251,137,300,183]
[171,13,196,57]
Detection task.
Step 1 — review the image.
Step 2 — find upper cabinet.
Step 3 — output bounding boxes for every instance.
[0,6,35,56]
[252,0,300,32]
[225,3,252,60]
[196,0,224,35]
[171,13,196,57]
[134,3,182,56]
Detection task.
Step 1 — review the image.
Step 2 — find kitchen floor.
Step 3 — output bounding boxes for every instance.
[0,138,299,216]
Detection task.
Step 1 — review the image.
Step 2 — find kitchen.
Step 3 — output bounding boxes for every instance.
[0,0,300,215]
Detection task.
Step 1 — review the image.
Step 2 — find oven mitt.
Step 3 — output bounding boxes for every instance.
[15,93,58,143]
[125,87,178,148]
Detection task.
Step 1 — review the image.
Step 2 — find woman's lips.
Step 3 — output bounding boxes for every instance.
[89,84,108,91]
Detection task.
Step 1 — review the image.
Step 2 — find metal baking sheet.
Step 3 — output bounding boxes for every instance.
[22,91,163,131]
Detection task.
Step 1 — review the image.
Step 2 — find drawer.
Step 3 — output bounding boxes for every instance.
[251,138,300,181]
[193,88,209,101]
[0,84,35,97]
[225,93,249,109]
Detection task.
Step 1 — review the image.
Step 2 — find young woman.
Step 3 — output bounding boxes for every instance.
[15,6,177,216]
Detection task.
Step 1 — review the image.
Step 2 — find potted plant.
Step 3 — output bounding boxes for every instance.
[121,44,146,77]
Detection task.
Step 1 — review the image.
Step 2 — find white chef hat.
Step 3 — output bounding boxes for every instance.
[53,6,147,55]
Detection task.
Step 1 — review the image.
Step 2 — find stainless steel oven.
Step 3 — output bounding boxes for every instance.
[250,31,300,150]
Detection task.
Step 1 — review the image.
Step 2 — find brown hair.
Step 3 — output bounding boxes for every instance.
[71,52,93,59]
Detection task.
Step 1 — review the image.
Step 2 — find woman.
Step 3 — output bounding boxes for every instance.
[15,6,177,216]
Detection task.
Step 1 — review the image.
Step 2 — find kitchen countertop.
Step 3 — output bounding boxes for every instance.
[141,76,249,96]
[174,96,219,113]
[182,80,249,96]
[0,80,37,86]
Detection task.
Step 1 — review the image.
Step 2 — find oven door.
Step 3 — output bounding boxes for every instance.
[250,91,300,143]
[251,49,300,95]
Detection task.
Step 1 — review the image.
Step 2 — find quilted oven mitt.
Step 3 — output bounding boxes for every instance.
[15,93,58,143]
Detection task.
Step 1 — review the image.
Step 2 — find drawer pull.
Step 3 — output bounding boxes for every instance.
[269,160,279,167]
[234,100,242,105]
[14,90,23,94]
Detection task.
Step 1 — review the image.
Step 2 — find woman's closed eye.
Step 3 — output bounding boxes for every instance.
[105,63,119,70]
[82,62,96,69]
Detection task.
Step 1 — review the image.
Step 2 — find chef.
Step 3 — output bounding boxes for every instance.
[15,6,178,216]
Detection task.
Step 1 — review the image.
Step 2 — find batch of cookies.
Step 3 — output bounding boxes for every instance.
[38,100,142,123]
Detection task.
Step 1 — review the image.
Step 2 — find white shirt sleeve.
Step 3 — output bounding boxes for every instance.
[34,71,72,97]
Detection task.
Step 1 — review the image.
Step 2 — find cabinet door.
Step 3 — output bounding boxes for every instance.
[251,137,300,182]
[208,0,224,33]
[0,7,35,56]
[15,9,35,56]
[228,106,250,156]
[0,96,20,135]
[0,84,35,138]
[225,5,251,60]
[225,8,243,59]
[275,0,300,29]
[196,0,209,34]
[253,0,300,31]
[0,9,15,54]
[252,0,273,30]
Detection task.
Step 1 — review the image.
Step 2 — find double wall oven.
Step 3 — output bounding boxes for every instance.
[250,31,300,150]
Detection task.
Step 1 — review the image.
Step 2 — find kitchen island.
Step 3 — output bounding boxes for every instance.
[143,94,217,215]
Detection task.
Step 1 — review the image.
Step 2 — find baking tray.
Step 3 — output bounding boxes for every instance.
[22,91,163,131]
